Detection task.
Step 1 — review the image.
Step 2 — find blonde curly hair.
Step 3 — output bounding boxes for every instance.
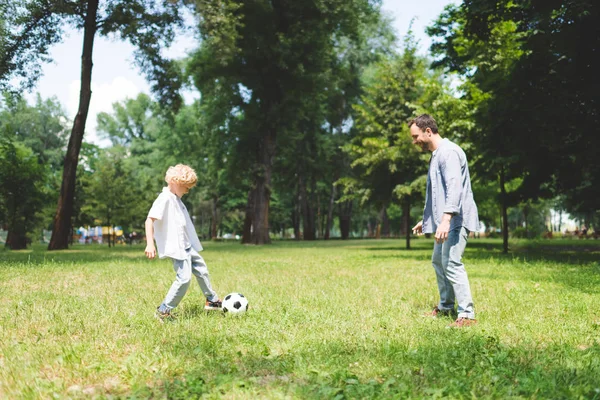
[165,164,198,187]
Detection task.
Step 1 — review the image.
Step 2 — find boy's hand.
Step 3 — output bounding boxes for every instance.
[145,244,156,259]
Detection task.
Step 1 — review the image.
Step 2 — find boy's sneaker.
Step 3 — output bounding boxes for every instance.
[205,299,223,311]
[155,307,174,323]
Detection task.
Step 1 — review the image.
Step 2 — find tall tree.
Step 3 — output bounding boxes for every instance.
[0,139,46,249]
[188,0,380,244]
[338,38,431,248]
[0,0,187,249]
[0,93,69,241]
[429,0,600,250]
[86,146,140,246]
[272,12,396,241]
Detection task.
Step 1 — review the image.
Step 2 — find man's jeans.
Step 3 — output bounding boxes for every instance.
[159,248,218,312]
[431,226,475,319]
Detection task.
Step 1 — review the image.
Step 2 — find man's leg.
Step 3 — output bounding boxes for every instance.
[442,227,474,319]
[432,241,455,313]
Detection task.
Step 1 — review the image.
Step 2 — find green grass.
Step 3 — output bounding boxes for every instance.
[1,238,599,399]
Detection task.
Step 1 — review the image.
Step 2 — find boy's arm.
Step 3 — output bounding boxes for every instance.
[145,217,157,259]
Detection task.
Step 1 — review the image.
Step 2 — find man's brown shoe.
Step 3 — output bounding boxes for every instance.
[425,306,453,318]
[449,317,477,328]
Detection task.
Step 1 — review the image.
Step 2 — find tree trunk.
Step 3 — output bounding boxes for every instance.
[324,182,336,240]
[251,176,271,244]
[243,134,275,244]
[48,0,98,250]
[523,205,529,239]
[241,189,254,244]
[404,198,411,250]
[291,204,300,240]
[316,185,322,239]
[339,200,352,240]
[211,196,218,239]
[6,230,27,250]
[299,173,316,240]
[107,211,112,248]
[558,209,562,233]
[380,205,390,237]
[500,168,509,253]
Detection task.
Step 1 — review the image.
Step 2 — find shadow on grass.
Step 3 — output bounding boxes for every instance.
[131,327,600,399]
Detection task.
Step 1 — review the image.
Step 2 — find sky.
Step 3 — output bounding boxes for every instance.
[27,0,457,146]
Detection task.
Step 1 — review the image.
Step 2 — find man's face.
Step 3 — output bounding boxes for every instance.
[410,124,432,152]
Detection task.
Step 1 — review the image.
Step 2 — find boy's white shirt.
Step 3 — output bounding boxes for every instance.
[148,187,203,260]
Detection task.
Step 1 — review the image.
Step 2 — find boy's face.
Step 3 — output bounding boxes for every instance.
[170,182,193,198]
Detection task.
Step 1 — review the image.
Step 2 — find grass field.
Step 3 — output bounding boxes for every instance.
[1,238,599,399]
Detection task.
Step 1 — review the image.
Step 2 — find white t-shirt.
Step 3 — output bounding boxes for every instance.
[147,187,203,260]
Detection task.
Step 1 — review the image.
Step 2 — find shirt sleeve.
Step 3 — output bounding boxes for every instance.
[148,194,167,220]
[441,149,462,215]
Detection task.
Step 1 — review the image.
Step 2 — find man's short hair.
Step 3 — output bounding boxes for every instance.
[408,114,439,133]
[165,164,198,187]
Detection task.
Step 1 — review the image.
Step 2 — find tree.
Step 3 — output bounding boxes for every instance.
[271,12,396,241]
[97,93,249,239]
[86,146,140,246]
[1,0,188,250]
[0,93,69,239]
[0,139,46,249]
[188,0,381,244]
[428,0,600,250]
[338,37,432,248]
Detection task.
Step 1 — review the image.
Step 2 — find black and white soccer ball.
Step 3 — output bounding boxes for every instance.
[222,293,249,315]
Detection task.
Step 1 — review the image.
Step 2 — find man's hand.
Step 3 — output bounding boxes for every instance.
[412,220,423,235]
[435,213,452,244]
[145,244,156,259]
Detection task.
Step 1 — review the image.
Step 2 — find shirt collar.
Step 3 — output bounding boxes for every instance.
[432,138,449,157]
[162,187,177,199]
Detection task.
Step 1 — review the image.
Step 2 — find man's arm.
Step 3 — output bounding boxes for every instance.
[442,150,462,215]
[145,217,157,259]
[436,150,462,243]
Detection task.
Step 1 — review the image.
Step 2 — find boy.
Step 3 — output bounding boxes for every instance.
[145,164,221,321]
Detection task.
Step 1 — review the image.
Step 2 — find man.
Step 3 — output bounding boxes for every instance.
[409,114,479,327]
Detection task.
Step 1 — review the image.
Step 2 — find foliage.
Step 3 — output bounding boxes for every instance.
[0,138,46,249]
[187,0,385,243]
[0,0,186,108]
[0,93,68,169]
[340,46,426,206]
[428,0,600,215]
[0,93,68,237]
[339,33,470,244]
[85,146,145,234]
[1,0,194,250]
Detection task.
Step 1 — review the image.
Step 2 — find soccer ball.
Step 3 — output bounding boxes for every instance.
[222,293,249,315]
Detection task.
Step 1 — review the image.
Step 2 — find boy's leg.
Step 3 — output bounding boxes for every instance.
[441,227,475,319]
[158,253,192,312]
[189,249,218,302]
[432,241,455,313]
